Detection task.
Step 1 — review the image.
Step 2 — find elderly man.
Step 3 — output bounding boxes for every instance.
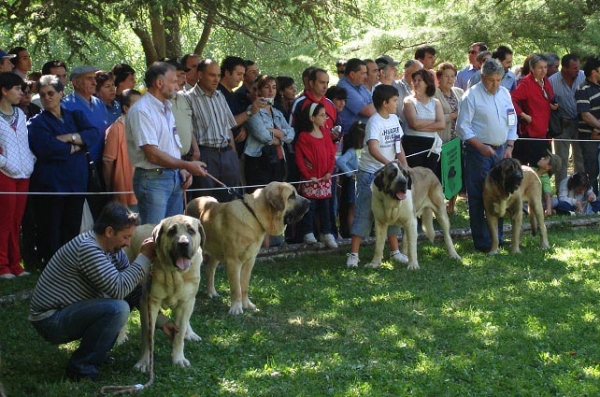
[575,56,600,194]
[548,54,586,185]
[187,58,240,202]
[62,65,111,219]
[455,42,487,90]
[372,55,400,91]
[126,62,207,224]
[337,58,376,133]
[457,58,518,252]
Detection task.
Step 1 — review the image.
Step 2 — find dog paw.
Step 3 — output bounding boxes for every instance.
[172,357,191,368]
[207,289,220,299]
[364,262,381,269]
[540,243,550,250]
[406,262,420,270]
[185,331,202,342]
[243,299,257,311]
[228,303,244,315]
[134,359,150,373]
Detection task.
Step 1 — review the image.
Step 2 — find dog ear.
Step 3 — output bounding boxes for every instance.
[196,219,206,250]
[152,221,163,246]
[399,165,412,190]
[489,163,504,187]
[266,184,286,212]
[373,167,385,191]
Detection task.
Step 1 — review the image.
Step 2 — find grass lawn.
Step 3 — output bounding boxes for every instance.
[2,221,600,396]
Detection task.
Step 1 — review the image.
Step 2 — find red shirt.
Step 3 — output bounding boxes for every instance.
[294,129,336,180]
[511,73,555,138]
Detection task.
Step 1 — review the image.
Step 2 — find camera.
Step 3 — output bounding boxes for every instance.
[262,97,274,106]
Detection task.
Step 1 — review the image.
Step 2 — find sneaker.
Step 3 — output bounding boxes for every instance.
[346,253,359,268]
[390,250,409,264]
[0,273,16,280]
[303,233,317,244]
[320,233,338,249]
[17,271,31,277]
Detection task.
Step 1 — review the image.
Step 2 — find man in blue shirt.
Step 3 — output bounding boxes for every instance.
[468,45,517,92]
[455,42,487,90]
[457,58,518,252]
[337,58,376,133]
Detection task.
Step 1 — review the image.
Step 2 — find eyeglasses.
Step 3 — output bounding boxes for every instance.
[39,90,58,98]
[337,69,345,74]
[468,50,478,55]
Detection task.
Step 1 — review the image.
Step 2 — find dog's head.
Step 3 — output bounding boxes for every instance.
[262,181,310,225]
[373,162,412,200]
[152,215,205,272]
[489,158,523,194]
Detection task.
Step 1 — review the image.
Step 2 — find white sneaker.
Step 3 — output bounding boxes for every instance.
[390,250,409,264]
[0,273,16,280]
[18,271,30,277]
[320,233,338,249]
[303,233,317,244]
[346,253,359,268]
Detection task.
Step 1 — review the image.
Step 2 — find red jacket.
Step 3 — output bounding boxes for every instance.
[295,129,336,180]
[511,73,555,138]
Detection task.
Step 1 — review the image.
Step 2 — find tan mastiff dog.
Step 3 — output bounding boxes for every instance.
[126,215,205,371]
[483,158,549,254]
[186,182,309,315]
[369,163,461,270]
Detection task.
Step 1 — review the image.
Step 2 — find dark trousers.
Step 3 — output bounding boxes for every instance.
[513,138,551,168]
[190,146,240,202]
[579,138,599,195]
[403,135,440,177]
[244,154,285,194]
[300,197,333,236]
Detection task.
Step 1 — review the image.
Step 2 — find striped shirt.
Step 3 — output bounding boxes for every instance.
[186,85,236,148]
[29,231,150,321]
[575,79,600,135]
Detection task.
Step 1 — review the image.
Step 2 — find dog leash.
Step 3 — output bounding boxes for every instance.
[100,274,155,395]
[204,172,260,222]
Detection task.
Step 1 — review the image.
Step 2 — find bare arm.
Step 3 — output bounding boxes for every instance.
[367,139,393,165]
[581,112,600,131]
[359,103,377,118]
[141,145,207,177]
[102,158,115,191]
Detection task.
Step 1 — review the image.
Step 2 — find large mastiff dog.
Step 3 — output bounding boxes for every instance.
[186,182,309,315]
[126,215,205,371]
[369,163,461,270]
[483,157,549,254]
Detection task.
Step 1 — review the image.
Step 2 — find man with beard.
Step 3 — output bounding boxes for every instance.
[126,62,207,224]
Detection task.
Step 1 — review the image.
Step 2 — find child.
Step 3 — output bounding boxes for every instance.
[102,89,142,211]
[556,172,600,215]
[535,151,562,216]
[346,84,409,268]
[336,121,365,237]
[295,102,338,248]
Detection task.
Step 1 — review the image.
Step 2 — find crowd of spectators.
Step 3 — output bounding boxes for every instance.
[1,42,600,278]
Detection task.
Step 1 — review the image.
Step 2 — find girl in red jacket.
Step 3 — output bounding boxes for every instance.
[295,102,338,248]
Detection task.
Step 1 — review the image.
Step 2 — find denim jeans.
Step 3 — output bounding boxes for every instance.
[133,168,183,224]
[31,299,130,377]
[464,144,504,249]
[301,197,333,236]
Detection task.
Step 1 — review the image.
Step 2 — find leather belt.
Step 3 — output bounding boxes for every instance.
[560,119,577,127]
[485,143,503,150]
[199,145,232,152]
[135,167,175,174]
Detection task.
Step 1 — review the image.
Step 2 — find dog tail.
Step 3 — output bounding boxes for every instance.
[421,208,435,242]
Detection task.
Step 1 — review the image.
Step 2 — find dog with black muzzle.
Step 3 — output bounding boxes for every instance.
[369,163,462,269]
[125,215,205,371]
[483,158,549,254]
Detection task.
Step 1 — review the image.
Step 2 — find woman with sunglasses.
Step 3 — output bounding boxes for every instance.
[27,74,101,266]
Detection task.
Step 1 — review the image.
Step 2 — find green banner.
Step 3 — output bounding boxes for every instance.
[441,138,462,199]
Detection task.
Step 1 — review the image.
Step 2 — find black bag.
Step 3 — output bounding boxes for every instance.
[547,110,562,138]
[86,152,104,193]
[261,145,280,164]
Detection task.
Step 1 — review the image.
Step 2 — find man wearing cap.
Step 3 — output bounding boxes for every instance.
[0,49,15,72]
[372,55,399,92]
[161,57,200,162]
[62,65,111,220]
[126,62,207,224]
[455,42,487,90]
[456,58,518,252]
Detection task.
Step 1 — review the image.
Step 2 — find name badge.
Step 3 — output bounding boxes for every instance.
[507,109,516,126]
[173,127,183,149]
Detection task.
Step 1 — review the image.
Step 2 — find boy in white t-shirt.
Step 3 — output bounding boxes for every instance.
[346,84,409,268]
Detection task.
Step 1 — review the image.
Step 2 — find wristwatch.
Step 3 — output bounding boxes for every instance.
[71,134,77,143]
[246,109,253,117]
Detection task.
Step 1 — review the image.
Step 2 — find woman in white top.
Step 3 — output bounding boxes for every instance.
[402,69,445,177]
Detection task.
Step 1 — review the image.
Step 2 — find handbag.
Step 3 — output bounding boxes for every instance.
[299,179,332,199]
[261,144,281,164]
[547,110,562,138]
[86,152,104,193]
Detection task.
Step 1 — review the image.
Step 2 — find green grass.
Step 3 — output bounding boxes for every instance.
[2,224,600,396]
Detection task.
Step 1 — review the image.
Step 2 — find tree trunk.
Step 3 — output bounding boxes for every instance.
[194,10,215,56]
[164,2,182,59]
[132,26,159,66]
[150,8,166,59]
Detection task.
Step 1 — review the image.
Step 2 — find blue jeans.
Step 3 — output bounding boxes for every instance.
[464,144,504,249]
[301,197,333,236]
[133,168,183,224]
[31,299,130,377]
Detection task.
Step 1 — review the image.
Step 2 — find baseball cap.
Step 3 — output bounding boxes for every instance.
[546,149,562,175]
[159,57,190,72]
[0,49,16,59]
[70,66,100,81]
[375,55,400,69]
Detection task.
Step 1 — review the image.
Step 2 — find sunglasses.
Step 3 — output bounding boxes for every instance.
[468,50,478,55]
[39,90,58,98]
[337,69,345,74]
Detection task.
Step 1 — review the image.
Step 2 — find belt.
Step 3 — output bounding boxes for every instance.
[560,119,577,127]
[485,143,503,150]
[199,145,232,152]
[135,167,175,174]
